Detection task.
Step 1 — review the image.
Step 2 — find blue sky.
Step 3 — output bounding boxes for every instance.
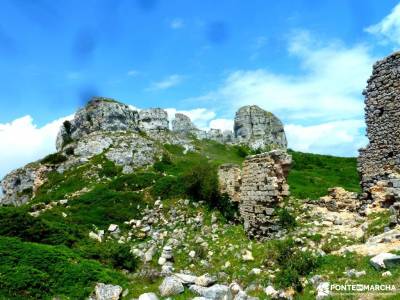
[1,0,400,178]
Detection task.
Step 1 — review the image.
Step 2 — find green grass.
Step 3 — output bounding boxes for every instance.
[287,150,360,199]
[0,237,127,300]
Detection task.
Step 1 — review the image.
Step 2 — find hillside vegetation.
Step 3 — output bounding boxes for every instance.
[0,140,365,299]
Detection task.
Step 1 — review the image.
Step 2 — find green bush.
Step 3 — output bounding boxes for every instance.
[0,207,79,246]
[153,152,173,173]
[151,176,185,199]
[0,237,127,299]
[41,153,68,165]
[78,240,138,272]
[277,208,297,229]
[109,172,158,191]
[273,238,321,292]
[98,159,122,178]
[64,186,144,228]
[182,160,238,221]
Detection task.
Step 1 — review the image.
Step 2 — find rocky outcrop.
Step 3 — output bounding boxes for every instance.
[171,113,197,134]
[0,164,49,206]
[218,164,241,202]
[138,108,169,133]
[358,52,400,195]
[234,105,287,150]
[239,150,291,240]
[56,97,139,151]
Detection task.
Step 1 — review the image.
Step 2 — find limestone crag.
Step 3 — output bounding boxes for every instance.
[138,108,169,133]
[234,105,287,150]
[56,97,140,151]
[171,113,197,134]
[358,52,400,194]
[239,150,291,240]
[0,164,47,206]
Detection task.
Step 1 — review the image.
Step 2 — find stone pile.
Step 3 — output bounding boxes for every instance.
[239,150,291,240]
[318,187,359,212]
[358,52,400,196]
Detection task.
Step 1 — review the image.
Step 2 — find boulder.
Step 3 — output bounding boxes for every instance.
[195,274,217,287]
[91,283,122,300]
[159,276,184,297]
[189,284,233,300]
[370,253,400,270]
[138,292,159,300]
[234,105,287,150]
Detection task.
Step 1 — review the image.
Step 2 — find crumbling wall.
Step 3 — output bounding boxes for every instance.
[239,150,291,240]
[218,164,241,202]
[358,52,400,195]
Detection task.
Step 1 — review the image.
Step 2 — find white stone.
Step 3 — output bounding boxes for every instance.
[93,283,122,300]
[159,276,184,297]
[138,292,159,300]
[370,253,400,270]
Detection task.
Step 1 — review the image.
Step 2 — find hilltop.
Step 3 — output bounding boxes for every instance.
[0,94,398,300]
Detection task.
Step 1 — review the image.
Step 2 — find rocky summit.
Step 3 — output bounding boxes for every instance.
[2,53,400,300]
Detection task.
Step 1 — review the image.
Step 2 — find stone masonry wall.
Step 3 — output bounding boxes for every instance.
[218,164,241,203]
[358,52,400,195]
[239,150,291,240]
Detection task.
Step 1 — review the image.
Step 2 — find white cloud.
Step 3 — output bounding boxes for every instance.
[209,119,234,132]
[165,108,216,129]
[0,115,73,179]
[285,119,367,157]
[215,31,375,122]
[170,18,184,29]
[365,3,400,46]
[148,74,184,91]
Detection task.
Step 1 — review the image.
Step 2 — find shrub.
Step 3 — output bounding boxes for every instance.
[277,208,297,230]
[41,153,68,165]
[109,172,158,191]
[98,159,122,178]
[182,160,239,221]
[272,238,321,292]
[151,176,185,199]
[153,153,173,173]
[66,186,144,228]
[0,207,79,246]
[78,240,138,272]
[0,237,127,299]
[182,159,220,204]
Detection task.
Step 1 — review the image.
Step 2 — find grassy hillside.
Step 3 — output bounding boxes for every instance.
[0,141,363,299]
[287,150,360,199]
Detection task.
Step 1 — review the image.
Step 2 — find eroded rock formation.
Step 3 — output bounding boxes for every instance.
[138,108,169,133]
[234,105,287,150]
[56,97,139,151]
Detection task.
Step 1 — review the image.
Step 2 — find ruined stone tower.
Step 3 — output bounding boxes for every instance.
[358,52,400,195]
[239,150,291,240]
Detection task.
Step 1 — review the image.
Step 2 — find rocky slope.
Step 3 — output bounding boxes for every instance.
[1,74,400,300]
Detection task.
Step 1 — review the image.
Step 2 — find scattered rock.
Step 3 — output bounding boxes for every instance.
[370,253,400,270]
[138,292,159,300]
[189,284,233,300]
[91,283,122,300]
[159,276,184,297]
[195,274,217,287]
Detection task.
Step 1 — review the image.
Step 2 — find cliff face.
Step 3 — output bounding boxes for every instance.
[234,105,287,150]
[1,98,287,206]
